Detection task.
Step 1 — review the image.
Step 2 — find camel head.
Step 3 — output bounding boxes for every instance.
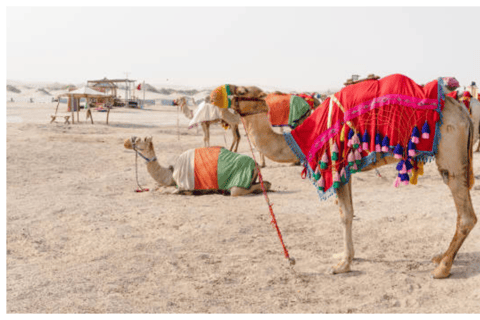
[211,84,268,117]
[173,96,186,107]
[124,136,154,152]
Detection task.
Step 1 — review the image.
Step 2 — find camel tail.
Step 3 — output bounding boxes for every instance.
[468,116,475,189]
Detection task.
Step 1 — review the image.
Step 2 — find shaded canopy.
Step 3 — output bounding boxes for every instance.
[57,87,113,98]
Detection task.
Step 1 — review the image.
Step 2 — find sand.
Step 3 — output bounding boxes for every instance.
[6,96,480,313]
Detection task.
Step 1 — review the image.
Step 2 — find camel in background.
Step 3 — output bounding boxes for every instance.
[218,83,476,279]
[443,81,480,152]
[174,96,241,152]
[124,136,271,196]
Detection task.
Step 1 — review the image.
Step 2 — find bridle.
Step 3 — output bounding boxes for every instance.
[231,96,269,117]
[130,136,157,163]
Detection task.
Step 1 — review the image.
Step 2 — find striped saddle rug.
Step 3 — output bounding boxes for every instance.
[172,146,256,191]
[266,93,312,128]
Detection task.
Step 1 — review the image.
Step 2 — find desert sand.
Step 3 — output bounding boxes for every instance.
[6,87,480,313]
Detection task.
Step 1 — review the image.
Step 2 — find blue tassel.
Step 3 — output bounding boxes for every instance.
[381,136,390,152]
[400,173,410,182]
[393,143,403,159]
[411,126,420,144]
[405,158,414,171]
[362,131,369,143]
[347,128,355,140]
[396,160,405,171]
[422,120,430,139]
[375,133,381,145]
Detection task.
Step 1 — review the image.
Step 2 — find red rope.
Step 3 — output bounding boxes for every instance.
[240,118,292,262]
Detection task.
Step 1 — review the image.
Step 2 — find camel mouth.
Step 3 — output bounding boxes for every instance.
[124,138,133,149]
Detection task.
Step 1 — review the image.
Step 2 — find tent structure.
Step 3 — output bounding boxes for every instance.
[56,87,114,124]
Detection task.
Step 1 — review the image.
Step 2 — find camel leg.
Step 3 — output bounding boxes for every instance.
[328,180,355,274]
[259,152,266,168]
[230,125,240,152]
[201,123,210,147]
[431,105,477,279]
[229,167,270,196]
[431,171,476,278]
[230,181,271,196]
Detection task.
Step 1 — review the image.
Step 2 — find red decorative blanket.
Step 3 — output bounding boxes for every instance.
[284,74,445,200]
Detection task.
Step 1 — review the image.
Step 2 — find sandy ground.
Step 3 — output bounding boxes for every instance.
[6,101,480,313]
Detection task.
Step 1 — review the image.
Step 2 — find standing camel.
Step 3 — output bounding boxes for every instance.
[174,96,241,152]
[212,76,476,279]
[124,136,271,196]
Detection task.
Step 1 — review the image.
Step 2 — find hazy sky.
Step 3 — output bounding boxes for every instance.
[6,6,480,91]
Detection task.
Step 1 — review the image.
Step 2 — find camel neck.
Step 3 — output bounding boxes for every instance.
[142,148,176,186]
[241,113,299,163]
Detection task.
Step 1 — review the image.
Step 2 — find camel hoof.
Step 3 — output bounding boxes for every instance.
[327,260,351,274]
[431,261,452,279]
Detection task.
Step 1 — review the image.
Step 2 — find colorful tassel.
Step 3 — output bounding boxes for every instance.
[417,161,424,176]
[411,126,420,144]
[381,136,390,152]
[375,133,382,152]
[331,142,339,161]
[362,131,370,151]
[318,176,325,192]
[347,128,355,147]
[354,149,362,165]
[353,133,360,150]
[347,151,355,166]
[407,140,416,157]
[405,158,414,173]
[396,160,405,172]
[313,166,321,181]
[333,171,340,188]
[393,143,403,159]
[340,168,347,183]
[400,173,410,185]
[320,152,328,169]
[351,162,358,172]
[393,176,401,188]
[422,120,430,139]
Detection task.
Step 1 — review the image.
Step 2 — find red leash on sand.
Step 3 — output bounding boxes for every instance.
[240,118,295,266]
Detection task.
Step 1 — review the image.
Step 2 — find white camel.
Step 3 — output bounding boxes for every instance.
[124,136,271,196]
[218,82,476,279]
[174,96,241,152]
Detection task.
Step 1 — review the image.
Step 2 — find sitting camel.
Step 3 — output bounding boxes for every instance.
[212,75,477,279]
[174,96,241,152]
[124,136,271,196]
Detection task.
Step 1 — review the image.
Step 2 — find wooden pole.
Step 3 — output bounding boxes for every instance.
[53,100,60,116]
[142,80,146,109]
[106,107,110,125]
[71,94,75,124]
[77,98,80,123]
[177,104,180,141]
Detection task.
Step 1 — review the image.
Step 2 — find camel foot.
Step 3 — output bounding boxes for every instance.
[263,181,272,191]
[431,260,452,279]
[327,259,351,274]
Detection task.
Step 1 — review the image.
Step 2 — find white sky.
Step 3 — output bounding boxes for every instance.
[6,4,480,91]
